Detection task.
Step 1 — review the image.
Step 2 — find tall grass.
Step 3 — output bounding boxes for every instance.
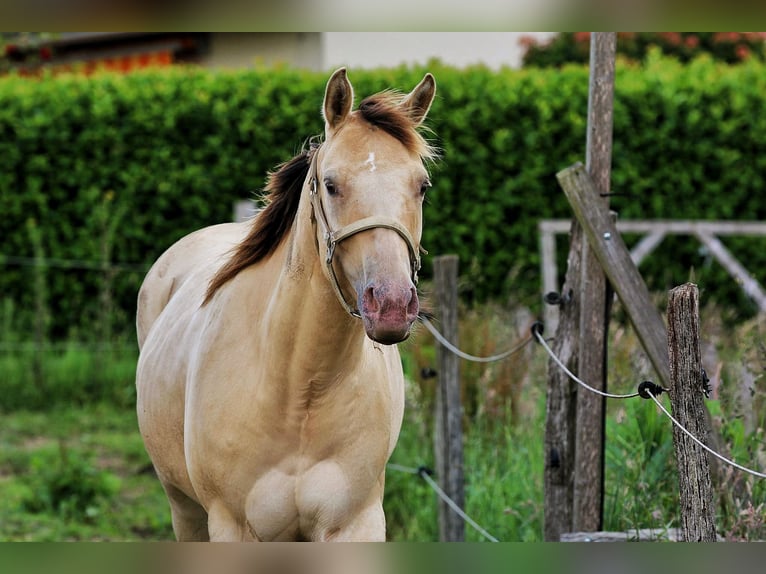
[385,400,545,542]
[0,343,138,412]
[386,301,546,541]
[0,254,138,412]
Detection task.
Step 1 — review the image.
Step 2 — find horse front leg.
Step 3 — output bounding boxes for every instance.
[207,499,249,541]
[316,498,387,542]
[163,483,210,541]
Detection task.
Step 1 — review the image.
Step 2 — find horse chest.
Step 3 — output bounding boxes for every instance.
[189,378,390,541]
[244,459,358,541]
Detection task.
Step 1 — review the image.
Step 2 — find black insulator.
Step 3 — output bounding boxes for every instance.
[549,448,561,469]
[420,367,437,379]
[544,291,564,306]
[638,380,665,400]
[417,466,434,478]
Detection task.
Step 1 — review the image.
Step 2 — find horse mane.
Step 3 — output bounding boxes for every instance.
[203,90,435,305]
[202,147,313,305]
[357,91,437,162]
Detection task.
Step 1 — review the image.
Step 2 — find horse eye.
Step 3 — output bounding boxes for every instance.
[419,179,432,196]
[324,179,338,196]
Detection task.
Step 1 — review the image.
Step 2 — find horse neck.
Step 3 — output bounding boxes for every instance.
[265,189,368,378]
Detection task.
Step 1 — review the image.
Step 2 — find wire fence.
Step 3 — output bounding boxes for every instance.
[420,316,533,363]
[0,342,137,352]
[397,316,766,542]
[0,254,150,273]
[529,326,766,480]
[386,463,500,542]
[0,255,148,353]
[423,314,766,481]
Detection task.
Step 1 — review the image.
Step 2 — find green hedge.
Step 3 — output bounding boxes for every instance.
[3,54,766,339]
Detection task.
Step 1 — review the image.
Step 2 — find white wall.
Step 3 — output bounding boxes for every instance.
[322,32,556,71]
[206,33,322,70]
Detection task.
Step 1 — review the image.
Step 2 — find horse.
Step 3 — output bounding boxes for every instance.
[135,68,437,541]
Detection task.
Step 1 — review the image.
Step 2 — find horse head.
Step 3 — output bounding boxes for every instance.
[311,68,436,345]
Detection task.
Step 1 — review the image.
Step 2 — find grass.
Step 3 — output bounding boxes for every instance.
[0,405,173,541]
[0,343,138,411]
[1,302,765,541]
[385,398,545,542]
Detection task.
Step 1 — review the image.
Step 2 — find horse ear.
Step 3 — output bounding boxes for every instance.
[401,73,436,126]
[323,68,354,133]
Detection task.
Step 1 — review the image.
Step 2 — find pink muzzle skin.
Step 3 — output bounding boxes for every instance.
[359,281,419,345]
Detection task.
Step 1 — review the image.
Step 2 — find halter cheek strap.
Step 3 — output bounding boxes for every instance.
[307,148,423,318]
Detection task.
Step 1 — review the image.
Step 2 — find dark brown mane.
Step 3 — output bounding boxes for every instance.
[202,147,313,305]
[358,92,436,161]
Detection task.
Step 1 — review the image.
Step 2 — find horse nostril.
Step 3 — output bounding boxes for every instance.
[362,283,418,318]
[407,287,419,317]
[363,286,380,313]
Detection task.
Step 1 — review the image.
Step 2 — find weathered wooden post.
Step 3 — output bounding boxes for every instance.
[543,224,579,541]
[666,283,717,542]
[556,163,671,386]
[432,255,465,541]
[544,32,615,539]
[573,31,616,533]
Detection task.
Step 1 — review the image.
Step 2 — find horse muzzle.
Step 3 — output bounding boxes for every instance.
[359,281,419,345]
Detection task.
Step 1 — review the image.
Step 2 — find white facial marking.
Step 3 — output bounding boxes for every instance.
[364,152,376,172]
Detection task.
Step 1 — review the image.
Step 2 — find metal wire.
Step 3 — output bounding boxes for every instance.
[386,463,500,542]
[533,329,640,399]
[646,391,766,480]
[386,463,420,475]
[0,254,149,273]
[420,316,531,363]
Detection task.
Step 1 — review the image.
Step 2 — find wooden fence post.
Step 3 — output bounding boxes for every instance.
[556,164,731,490]
[666,283,717,542]
[574,32,616,532]
[432,255,465,541]
[543,221,579,541]
[556,163,672,387]
[544,33,615,539]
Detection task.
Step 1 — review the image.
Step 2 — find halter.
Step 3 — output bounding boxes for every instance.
[307,147,423,318]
